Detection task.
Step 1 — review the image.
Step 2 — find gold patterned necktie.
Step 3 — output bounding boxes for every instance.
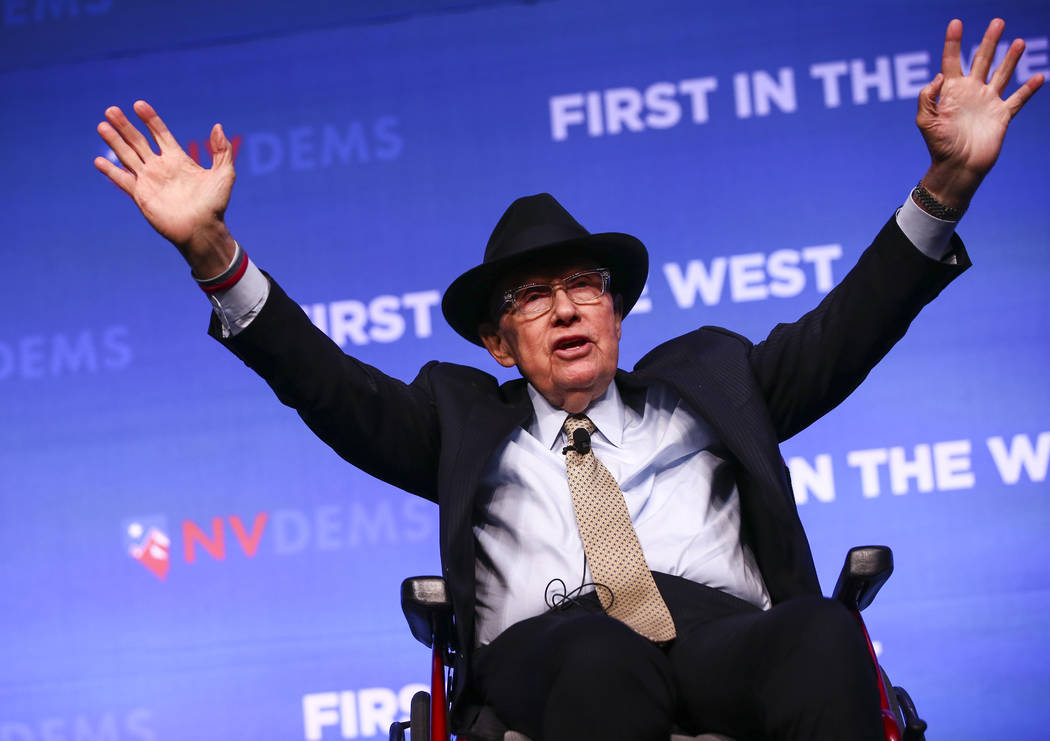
[562,414,677,643]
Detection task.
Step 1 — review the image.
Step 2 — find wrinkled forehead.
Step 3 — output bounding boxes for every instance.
[494,252,602,293]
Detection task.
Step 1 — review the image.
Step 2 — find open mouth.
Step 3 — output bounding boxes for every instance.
[554,336,590,353]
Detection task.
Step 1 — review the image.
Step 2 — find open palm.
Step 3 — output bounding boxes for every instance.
[917,19,1043,207]
[95,101,236,268]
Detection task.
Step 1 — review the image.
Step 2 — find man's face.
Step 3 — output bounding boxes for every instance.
[480,257,622,414]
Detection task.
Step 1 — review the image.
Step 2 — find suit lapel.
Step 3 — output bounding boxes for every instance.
[625,356,783,491]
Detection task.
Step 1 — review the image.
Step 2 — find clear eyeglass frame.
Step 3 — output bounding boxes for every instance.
[499,268,611,316]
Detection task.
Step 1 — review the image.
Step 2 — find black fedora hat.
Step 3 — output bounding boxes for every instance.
[442,193,649,346]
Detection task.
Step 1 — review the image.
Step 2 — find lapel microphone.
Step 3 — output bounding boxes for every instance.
[562,428,591,455]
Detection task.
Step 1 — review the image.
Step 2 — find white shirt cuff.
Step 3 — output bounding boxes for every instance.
[895,192,959,263]
[206,257,269,338]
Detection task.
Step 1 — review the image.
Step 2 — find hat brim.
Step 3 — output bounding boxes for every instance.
[441,232,649,346]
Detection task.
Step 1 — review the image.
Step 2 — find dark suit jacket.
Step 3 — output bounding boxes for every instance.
[213,216,968,723]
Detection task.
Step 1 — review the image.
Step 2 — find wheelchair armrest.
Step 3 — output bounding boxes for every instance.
[401,576,454,650]
[832,545,894,611]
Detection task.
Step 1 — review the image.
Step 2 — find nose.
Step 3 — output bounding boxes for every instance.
[549,285,579,324]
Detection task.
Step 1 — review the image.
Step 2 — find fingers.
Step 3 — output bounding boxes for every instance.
[941,18,963,78]
[915,72,942,132]
[1004,73,1046,117]
[133,100,180,153]
[103,105,155,163]
[208,122,232,170]
[934,17,1042,118]
[93,155,135,195]
[918,73,944,115]
[969,18,1005,82]
[97,118,142,174]
[989,38,1025,93]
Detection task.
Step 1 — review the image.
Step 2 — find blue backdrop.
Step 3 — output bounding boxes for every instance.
[1,1,1048,738]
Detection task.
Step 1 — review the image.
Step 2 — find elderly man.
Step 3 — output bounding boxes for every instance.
[96,18,1040,741]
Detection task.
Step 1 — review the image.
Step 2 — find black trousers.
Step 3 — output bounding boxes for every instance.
[472,573,884,741]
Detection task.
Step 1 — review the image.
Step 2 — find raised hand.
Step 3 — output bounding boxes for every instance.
[916,18,1044,212]
[94,100,237,278]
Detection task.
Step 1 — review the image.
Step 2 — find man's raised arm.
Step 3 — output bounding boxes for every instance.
[94,100,238,280]
[748,18,1042,440]
[94,100,445,498]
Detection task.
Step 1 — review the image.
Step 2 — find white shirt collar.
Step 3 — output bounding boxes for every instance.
[526,381,625,450]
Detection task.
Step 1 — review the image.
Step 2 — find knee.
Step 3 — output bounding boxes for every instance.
[770,596,876,687]
[796,597,867,655]
[760,597,884,737]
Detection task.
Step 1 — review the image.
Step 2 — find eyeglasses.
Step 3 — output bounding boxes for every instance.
[498,268,611,316]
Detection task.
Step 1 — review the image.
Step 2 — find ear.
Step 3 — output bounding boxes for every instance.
[479,322,517,368]
[613,294,624,340]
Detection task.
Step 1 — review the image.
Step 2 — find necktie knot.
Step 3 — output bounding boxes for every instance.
[563,413,596,435]
[562,414,596,455]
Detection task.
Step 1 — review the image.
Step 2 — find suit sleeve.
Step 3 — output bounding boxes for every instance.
[747,215,971,441]
[209,275,442,501]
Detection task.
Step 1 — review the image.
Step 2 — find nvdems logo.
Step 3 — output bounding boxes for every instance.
[122,498,435,581]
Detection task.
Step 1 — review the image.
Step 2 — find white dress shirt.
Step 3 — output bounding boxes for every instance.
[473,380,772,645]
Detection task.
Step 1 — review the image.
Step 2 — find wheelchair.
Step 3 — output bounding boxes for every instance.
[390,546,927,741]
